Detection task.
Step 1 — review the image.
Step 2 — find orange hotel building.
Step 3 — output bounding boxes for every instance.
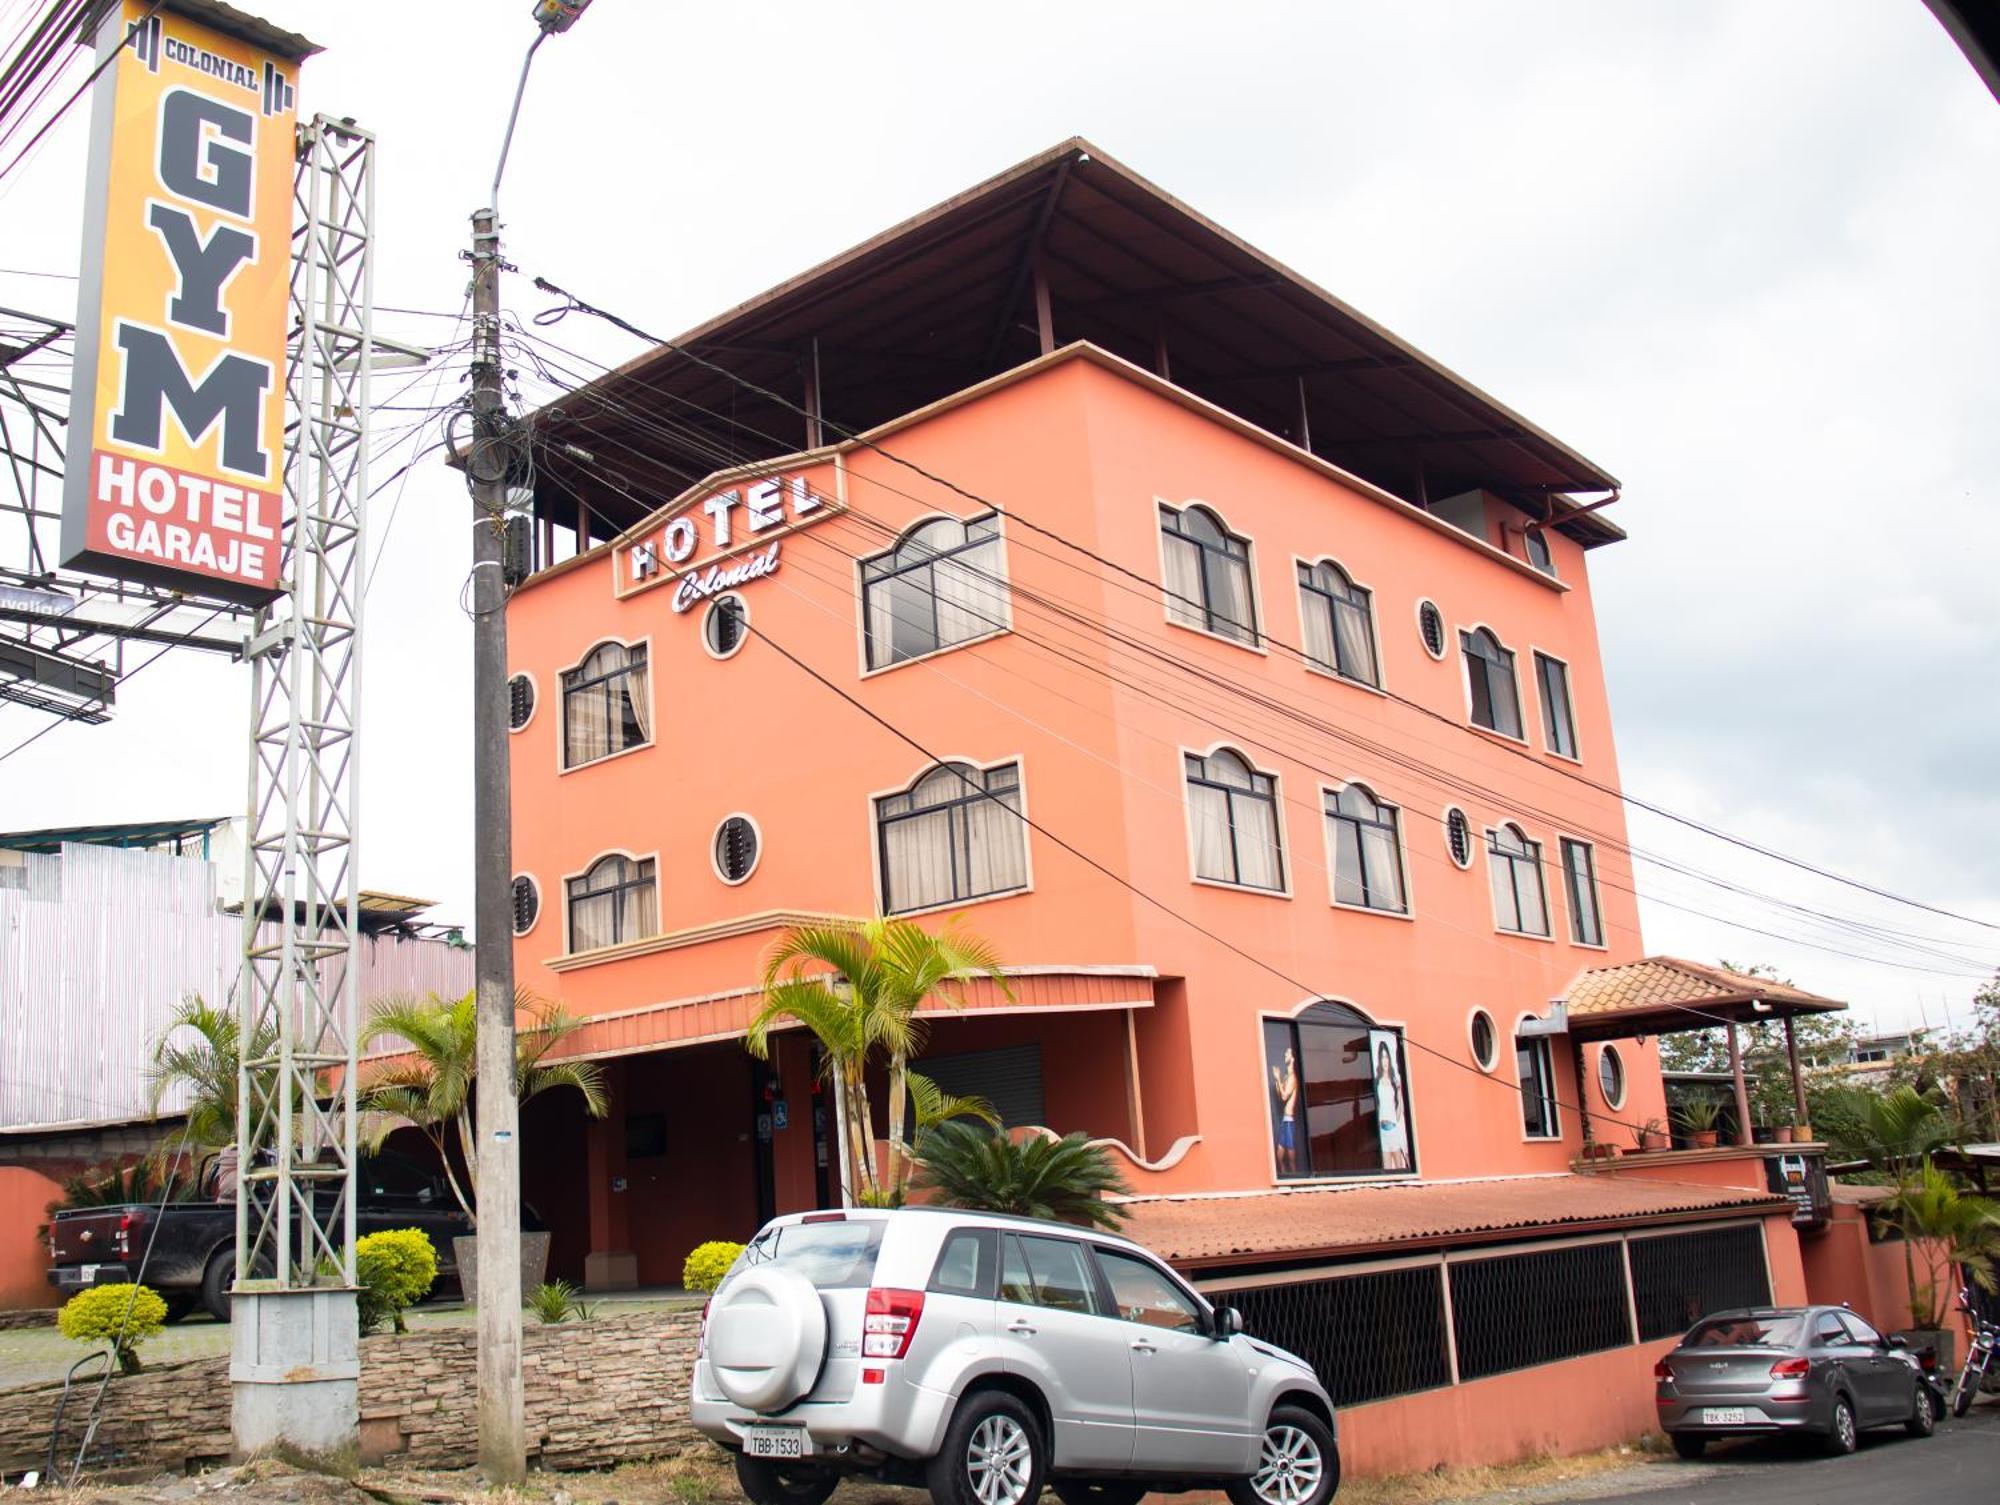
[493,141,1848,1475]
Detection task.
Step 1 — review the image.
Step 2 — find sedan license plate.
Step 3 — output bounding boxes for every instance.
[744,1427,808,1459]
[1700,1407,1748,1426]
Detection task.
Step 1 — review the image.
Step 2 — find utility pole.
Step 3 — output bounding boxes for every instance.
[465,1,593,1482]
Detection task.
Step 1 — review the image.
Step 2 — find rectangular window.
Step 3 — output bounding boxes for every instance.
[561,642,650,768]
[1535,652,1578,759]
[861,513,1008,669]
[1516,1034,1559,1138]
[1263,1011,1414,1179]
[1325,784,1407,913]
[1160,504,1258,645]
[876,761,1028,914]
[1487,826,1550,936]
[1561,838,1603,946]
[1186,749,1284,890]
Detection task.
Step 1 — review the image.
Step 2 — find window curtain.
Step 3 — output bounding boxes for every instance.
[1489,850,1519,930]
[565,681,612,766]
[1189,780,1233,880]
[1232,790,1281,888]
[1205,552,1254,641]
[885,808,955,912]
[1361,818,1404,910]
[1489,660,1523,738]
[624,655,651,744]
[1163,531,1204,628]
[962,785,1026,896]
[1301,590,1337,670]
[570,887,613,951]
[1334,597,1377,685]
[1332,817,1366,905]
[933,537,1007,647]
[1514,856,1548,935]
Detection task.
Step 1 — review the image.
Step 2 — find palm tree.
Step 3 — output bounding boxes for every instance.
[910,1120,1130,1230]
[145,993,281,1149]
[1850,1084,1959,1314]
[748,915,1011,1205]
[359,989,608,1226]
[1888,1160,2000,1329]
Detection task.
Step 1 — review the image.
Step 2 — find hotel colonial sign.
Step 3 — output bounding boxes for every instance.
[59,1,308,605]
[614,458,847,611]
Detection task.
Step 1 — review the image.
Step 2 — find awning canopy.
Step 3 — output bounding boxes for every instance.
[526,138,1623,550]
[1560,956,1846,1043]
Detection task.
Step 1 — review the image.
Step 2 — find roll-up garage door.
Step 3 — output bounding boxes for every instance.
[915,1043,1045,1129]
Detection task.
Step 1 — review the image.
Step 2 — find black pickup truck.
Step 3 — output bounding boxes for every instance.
[47,1150,473,1320]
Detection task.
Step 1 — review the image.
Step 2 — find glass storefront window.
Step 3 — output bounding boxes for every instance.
[1263,1002,1414,1179]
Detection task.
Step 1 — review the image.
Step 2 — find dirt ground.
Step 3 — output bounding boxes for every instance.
[28,1438,1685,1505]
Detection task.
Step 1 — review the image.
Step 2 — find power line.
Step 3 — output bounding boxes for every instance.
[522,275,2000,936]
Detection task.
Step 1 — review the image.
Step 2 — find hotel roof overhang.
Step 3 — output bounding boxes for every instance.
[524,138,1623,551]
[1560,956,1847,1044]
[1123,1174,1790,1271]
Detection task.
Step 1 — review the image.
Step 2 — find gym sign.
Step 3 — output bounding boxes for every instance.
[615,459,846,611]
[59,2,311,605]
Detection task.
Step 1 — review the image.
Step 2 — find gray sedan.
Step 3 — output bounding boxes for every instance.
[1654,1306,1937,1457]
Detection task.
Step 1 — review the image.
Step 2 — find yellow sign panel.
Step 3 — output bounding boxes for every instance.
[60,2,306,603]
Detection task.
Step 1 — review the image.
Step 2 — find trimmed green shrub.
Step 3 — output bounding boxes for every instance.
[58,1283,167,1373]
[529,1279,581,1324]
[355,1227,437,1335]
[682,1240,744,1293]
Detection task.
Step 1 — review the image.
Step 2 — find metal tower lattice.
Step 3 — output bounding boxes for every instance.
[235,116,379,1289]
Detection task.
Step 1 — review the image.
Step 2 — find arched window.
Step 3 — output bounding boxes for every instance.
[1324,783,1406,913]
[1160,503,1257,645]
[875,760,1026,914]
[1487,823,1549,936]
[1261,1000,1414,1178]
[861,513,1007,669]
[1297,560,1379,686]
[1185,747,1283,890]
[1524,528,1556,578]
[560,641,650,768]
[1460,627,1522,738]
[566,853,657,952]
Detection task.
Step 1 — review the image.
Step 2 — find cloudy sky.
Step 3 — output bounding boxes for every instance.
[2,1,1995,1036]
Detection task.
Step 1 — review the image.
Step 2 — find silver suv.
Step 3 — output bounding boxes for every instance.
[691,1206,1339,1505]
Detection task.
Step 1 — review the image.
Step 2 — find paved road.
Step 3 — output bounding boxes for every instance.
[1555,1404,2000,1505]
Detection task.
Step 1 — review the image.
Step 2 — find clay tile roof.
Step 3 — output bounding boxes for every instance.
[1829,1182,1896,1205]
[1562,956,1844,1029]
[1119,1174,1789,1268]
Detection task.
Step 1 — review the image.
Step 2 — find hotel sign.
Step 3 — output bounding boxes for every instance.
[59,2,304,605]
[615,461,846,611]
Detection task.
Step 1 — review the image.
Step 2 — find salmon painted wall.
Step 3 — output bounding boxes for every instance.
[505,345,1660,1203]
[0,1167,61,1309]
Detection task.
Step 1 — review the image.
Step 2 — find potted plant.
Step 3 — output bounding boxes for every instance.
[1580,1140,1621,1161]
[1637,1118,1670,1152]
[360,989,607,1301]
[1675,1097,1723,1150]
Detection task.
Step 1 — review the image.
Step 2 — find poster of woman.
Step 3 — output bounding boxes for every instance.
[1369,1028,1412,1171]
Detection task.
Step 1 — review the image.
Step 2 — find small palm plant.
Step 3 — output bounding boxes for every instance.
[748,915,1010,1205]
[145,994,284,1149]
[1888,1160,2000,1330]
[911,1121,1131,1230]
[359,989,608,1227]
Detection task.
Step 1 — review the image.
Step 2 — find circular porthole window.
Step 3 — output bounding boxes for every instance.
[704,595,748,659]
[1598,1044,1626,1109]
[713,815,760,884]
[510,874,539,935]
[1444,807,1473,869]
[1417,600,1446,660]
[507,673,536,731]
[1470,1008,1498,1072]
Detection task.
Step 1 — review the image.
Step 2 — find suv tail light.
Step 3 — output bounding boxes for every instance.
[1652,1358,1673,1382]
[863,1288,925,1359]
[1770,1357,1811,1380]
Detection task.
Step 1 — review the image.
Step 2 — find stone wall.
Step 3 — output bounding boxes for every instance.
[0,1308,703,1478]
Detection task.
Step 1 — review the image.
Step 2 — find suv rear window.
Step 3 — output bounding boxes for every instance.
[730,1219,885,1289]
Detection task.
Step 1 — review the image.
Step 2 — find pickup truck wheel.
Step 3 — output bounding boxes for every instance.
[201,1246,271,1321]
[1226,1405,1339,1505]
[928,1391,1047,1505]
[732,1454,837,1505]
[161,1296,198,1324]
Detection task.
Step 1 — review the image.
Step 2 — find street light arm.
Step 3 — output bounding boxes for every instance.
[489,29,548,219]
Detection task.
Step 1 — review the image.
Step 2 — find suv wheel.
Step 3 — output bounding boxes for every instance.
[1226,1405,1339,1505]
[928,1390,1047,1505]
[733,1454,838,1505]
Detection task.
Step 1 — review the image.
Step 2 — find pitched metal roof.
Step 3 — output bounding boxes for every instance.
[1120,1173,1787,1269]
[528,138,1623,550]
[0,815,230,852]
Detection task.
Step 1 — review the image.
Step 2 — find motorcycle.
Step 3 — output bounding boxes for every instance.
[1951,1288,1998,1419]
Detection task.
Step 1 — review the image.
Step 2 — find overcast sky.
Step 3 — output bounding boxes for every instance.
[2,1,1995,1037]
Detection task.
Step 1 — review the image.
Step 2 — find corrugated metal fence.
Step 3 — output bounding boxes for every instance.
[0,843,471,1133]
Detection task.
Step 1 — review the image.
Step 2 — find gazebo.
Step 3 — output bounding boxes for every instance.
[1559,957,1848,1147]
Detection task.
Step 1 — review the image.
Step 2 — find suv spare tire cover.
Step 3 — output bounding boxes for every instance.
[707,1265,828,1413]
